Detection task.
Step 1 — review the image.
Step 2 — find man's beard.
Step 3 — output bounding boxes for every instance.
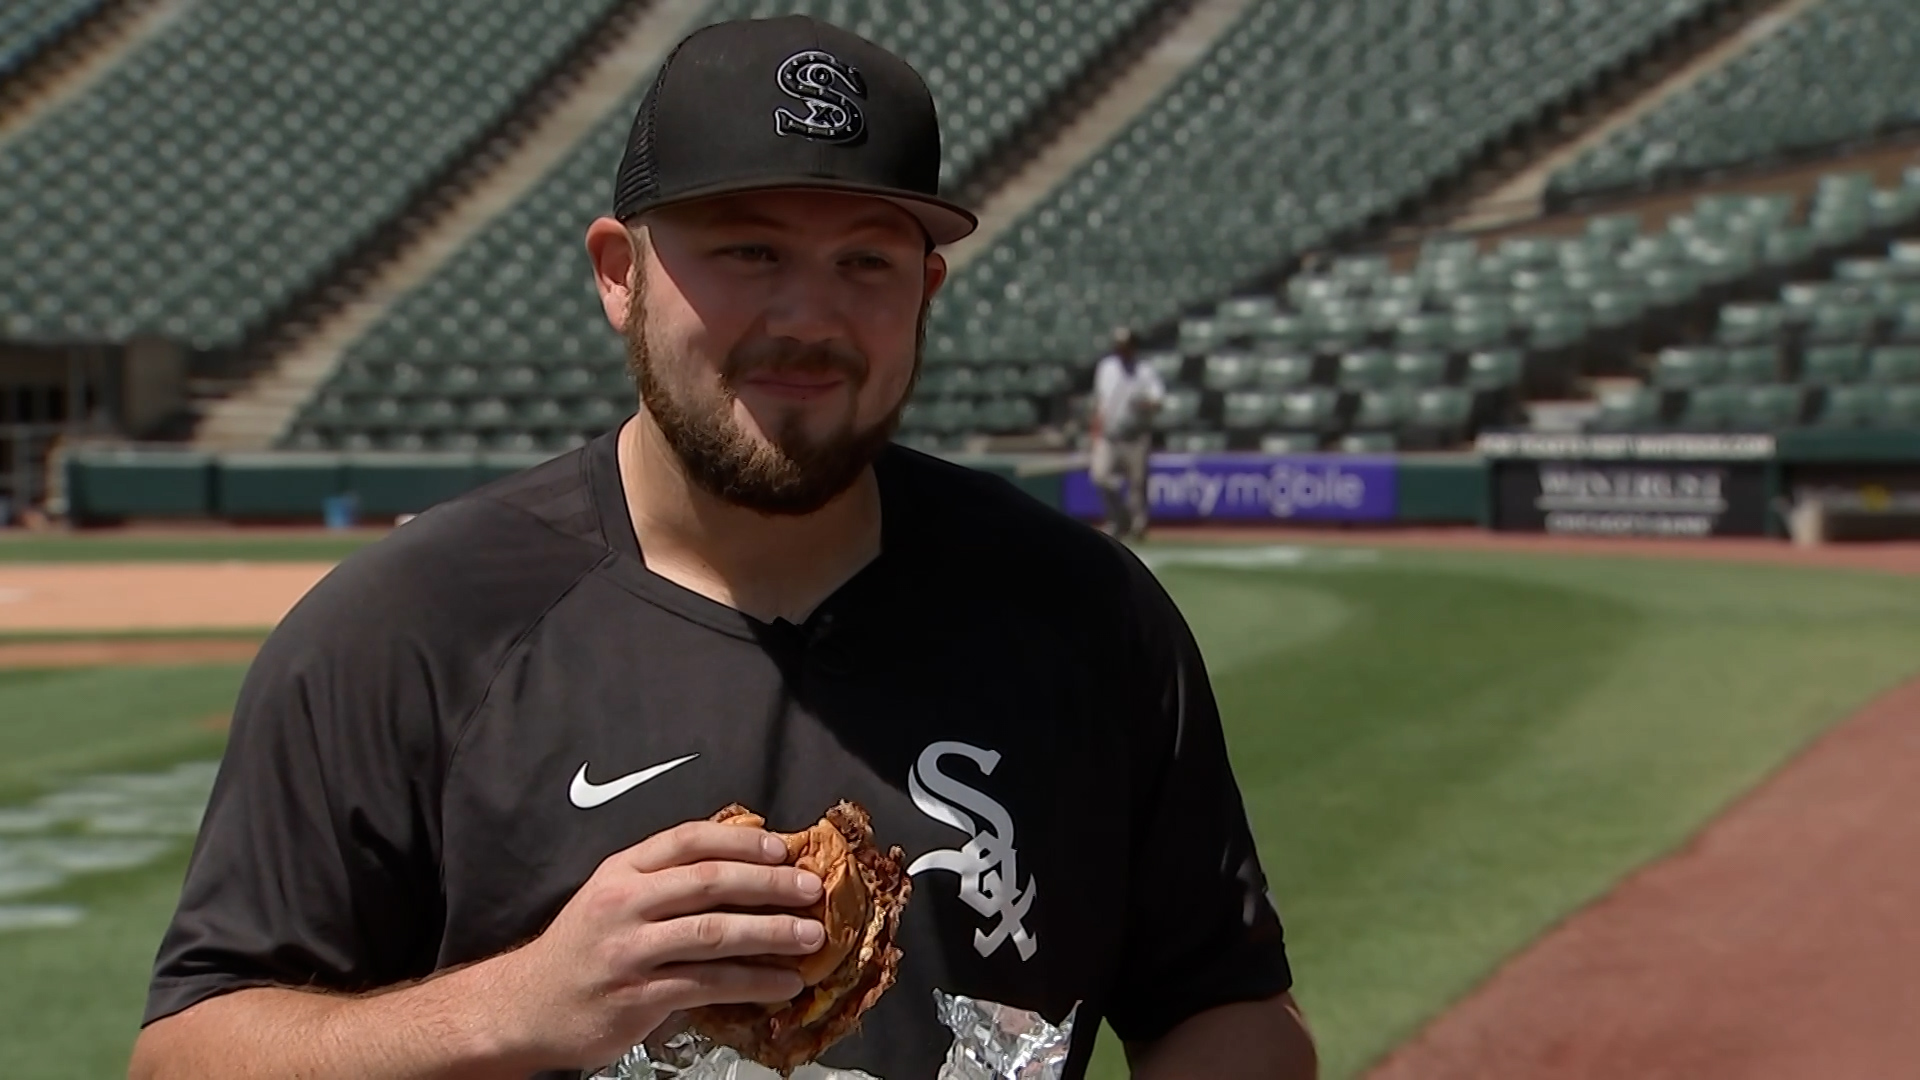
[624,273,924,516]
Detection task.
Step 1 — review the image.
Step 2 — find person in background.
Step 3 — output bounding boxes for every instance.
[1089,327,1164,541]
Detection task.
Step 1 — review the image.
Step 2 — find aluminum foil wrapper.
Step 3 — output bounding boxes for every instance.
[588,990,1074,1080]
[587,1029,879,1080]
[932,990,1076,1080]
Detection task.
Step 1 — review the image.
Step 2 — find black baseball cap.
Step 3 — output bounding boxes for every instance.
[611,15,978,245]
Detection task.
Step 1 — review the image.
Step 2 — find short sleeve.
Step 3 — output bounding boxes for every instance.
[1104,556,1292,1044]
[142,559,452,1024]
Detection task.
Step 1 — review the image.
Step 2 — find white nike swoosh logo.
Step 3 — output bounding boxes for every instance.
[569,753,699,810]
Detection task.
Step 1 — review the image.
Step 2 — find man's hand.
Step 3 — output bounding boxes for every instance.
[488,819,827,1070]
[130,819,825,1080]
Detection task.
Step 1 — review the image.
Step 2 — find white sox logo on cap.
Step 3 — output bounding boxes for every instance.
[773,49,866,143]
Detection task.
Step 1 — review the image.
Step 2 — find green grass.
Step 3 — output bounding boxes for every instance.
[0,664,245,1076]
[1082,545,1920,1079]
[7,547,1920,1078]
[0,534,377,564]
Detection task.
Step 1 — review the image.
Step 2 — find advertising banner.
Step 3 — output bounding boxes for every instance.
[1491,460,1770,536]
[1062,454,1397,523]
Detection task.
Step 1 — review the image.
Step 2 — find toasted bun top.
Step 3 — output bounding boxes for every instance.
[712,805,870,986]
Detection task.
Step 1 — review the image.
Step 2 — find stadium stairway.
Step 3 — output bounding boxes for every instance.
[191,0,712,450]
[1442,0,1826,234]
[0,0,189,142]
[943,0,1257,272]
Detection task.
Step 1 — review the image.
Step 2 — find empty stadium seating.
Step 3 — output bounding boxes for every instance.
[1552,0,1920,198]
[0,0,632,349]
[0,0,106,81]
[283,0,1170,452]
[922,0,1721,368]
[1583,226,1920,434]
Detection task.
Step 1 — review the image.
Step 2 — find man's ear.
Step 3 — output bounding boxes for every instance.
[922,250,948,303]
[585,216,640,331]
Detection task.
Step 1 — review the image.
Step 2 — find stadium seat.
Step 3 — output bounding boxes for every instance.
[1350,389,1408,432]
[1154,390,1203,431]
[1716,303,1786,345]
[1678,386,1742,432]
[1253,353,1316,390]
[1275,388,1342,434]
[1465,349,1523,391]
[1721,347,1781,385]
[1800,344,1868,385]
[1166,431,1229,453]
[1260,433,1321,454]
[1337,350,1396,390]
[1339,432,1398,454]
[1222,391,1284,431]
[1203,353,1257,392]
[1815,385,1878,427]
[1872,386,1920,428]
[1589,386,1663,432]
[1553,0,1920,198]
[0,0,107,81]
[1735,385,1805,429]
[1805,304,1880,345]
[1653,347,1725,388]
[1390,350,1448,387]
[1866,346,1920,384]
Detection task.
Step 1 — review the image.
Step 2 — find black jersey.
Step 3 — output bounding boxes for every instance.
[144,431,1291,1079]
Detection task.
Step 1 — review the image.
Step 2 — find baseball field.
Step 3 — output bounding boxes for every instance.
[3,529,1918,1078]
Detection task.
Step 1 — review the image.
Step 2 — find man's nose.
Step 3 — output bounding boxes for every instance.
[761,262,851,344]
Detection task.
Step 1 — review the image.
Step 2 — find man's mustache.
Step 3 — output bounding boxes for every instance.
[724,339,869,383]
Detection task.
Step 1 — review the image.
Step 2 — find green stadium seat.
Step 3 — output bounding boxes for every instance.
[1203,352,1257,391]
[1154,390,1202,430]
[1179,318,1226,356]
[1716,303,1786,344]
[1337,350,1395,390]
[1678,386,1742,432]
[1589,386,1663,432]
[1805,304,1880,344]
[1339,432,1398,454]
[1394,313,1454,350]
[1253,352,1316,390]
[1800,344,1868,385]
[1390,350,1448,387]
[1166,431,1229,454]
[1275,388,1342,434]
[1721,347,1781,385]
[1351,389,1408,431]
[1222,391,1284,431]
[1260,433,1321,454]
[1589,288,1648,328]
[1816,385,1878,427]
[1866,346,1920,383]
[1466,349,1523,391]
[1407,387,1473,437]
[1735,385,1805,429]
[1872,386,1920,428]
[1247,313,1315,348]
[1892,304,1920,343]
[1654,347,1725,388]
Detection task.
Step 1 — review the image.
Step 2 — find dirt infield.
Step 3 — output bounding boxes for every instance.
[0,563,332,632]
[1366,672,1920,1080]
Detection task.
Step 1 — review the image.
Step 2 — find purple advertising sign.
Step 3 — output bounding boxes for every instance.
[1063,454,1398,522]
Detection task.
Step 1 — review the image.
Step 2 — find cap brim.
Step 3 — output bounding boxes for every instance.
[621,176,978,246]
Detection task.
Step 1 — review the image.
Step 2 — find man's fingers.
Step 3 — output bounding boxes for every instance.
[642,961,807,1012]
[635,862,824,920]
[631,912,825,968]
[619,820,789,873]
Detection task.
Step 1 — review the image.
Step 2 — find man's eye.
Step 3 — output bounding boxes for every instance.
[724,245,777,263]
[846,253,893,272]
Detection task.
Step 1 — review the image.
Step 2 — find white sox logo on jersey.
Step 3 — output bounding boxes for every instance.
[773,49,866,143]
[906,741,1038,961]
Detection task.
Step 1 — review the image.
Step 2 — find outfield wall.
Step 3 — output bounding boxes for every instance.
[58,432,1920,537]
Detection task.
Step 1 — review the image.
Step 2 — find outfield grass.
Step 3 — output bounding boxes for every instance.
[5,548,1920,1078]
[0,534,378,564]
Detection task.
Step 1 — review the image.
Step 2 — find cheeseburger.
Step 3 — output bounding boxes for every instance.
[686,801,910,1071]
